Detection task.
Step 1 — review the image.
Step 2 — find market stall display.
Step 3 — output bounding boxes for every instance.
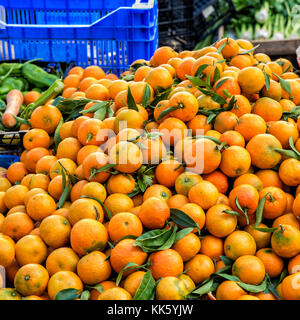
[0,35,299,300]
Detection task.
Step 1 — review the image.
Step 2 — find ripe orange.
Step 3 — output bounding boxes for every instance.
[2,212,34,241]
[107,212,143,242]
[256,248,284,278]
[77,251,111,285]
[39,215,71,248]
[172,232,201,262]
[188,181,219,210]
[156,276,188,300]
[15,235,47,266]
[185,254,215,284]
[232,255,265,285]
[216,280,246,300]
[110,239,147,275]
[14,263,49,297]
[224,230,256,260]
[205,204,237,238]
[149,249,184,280]
[0,235,15,267]
[47,271,83,300]
[271,224,300,258]
[26,193,56,221]
[139,196,170,229]
[70,218,108,256]
[67,198,104,226]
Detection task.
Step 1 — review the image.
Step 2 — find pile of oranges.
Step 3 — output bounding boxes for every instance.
[0,37,300,300]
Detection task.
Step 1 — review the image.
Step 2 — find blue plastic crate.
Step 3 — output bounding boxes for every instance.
[0,154,20,168]
[0,0,158,75]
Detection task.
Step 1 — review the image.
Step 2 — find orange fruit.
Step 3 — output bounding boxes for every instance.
[23,147,50,172]
[279,158,300,187]
[168,91,199,122]
[122,271,146,297]
[219,146,251,177]
[246,134,282,169]
[145,67,173,91]
[175,171,202,196]
[45,247,79,276]
[143,184,172,202]
[244,223,271,250]
[35,155,57,175]
[24,91,42,105]
[188,180,219,210]
[0,235,15,267]
[70,218,108,256]
[216,280,247,300]
[6,162,28,185]
[149,249,184,280]
[237,295,260,300]
[155,276,188,300]
[253,97,282,122]
[103,193,134,218]
[205,204,237,238]
[110,239,147,275]
[180,203,206,232]
[159,117,187,147]
[26,193,56,221]
[229,184,259,216]
[234,113,266,142]
[203,170,229,194]
[77,251,111,285]
[83,65,105,80]
[2,212,34,241]
[167,194,189,209]
[39,215,71,248]
[155,159,184,188]
[108,141,143,173]
[15,235,47,266]
[14,263,49,297]
[288,254,300,274]
[85,84,110,100]
[281,272,300,300]
[172,233,201,262]
[49,158,77,180]
[237,66,265,94]
[30,105,62,134]
[4,184,28,209]
[271,224,300,258]
[107,212,143,242]
[232,255,265,285]
[215,38,239,58]
[97,287,132,300]
[259,186,287,220]
[47,271,83,300]
[67,198,104,226]
[224,230,256,260]
[152,47,178,66]
[185,254,215,284]
[219,130,245,148]
[23,128,50,151]
[80,181,107,203]
[199,235,223,260]
[138,196,170,229]
[256,248,284,278]
[56,137,82,161]
[82,152,110,183]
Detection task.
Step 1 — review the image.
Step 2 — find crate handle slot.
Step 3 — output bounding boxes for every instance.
[133,0,154,8]
[0,6,5,29]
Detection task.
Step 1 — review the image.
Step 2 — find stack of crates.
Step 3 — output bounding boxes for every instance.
[158,0,234,51]
[0,0,158,75]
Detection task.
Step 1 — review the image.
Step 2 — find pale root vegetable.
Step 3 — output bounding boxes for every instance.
[2,89,24,128]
